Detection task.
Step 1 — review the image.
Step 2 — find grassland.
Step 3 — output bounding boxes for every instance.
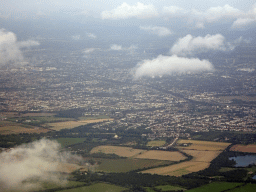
[90,145,145,158]
[226,183,256,192]
[176,139,231,151]
[142,161,210,176]
[155,185,186,191]
[147,140,166,147]
[186,182,243,192]
[0,121,49,135]
[56,138,87,147]
[230,144,256,153]
[95,158,169,172]
[135,150,186,161]
[46,119,113,131]
[56,182,127,192]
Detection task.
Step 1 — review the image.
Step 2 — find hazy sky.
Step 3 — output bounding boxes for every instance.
[1,0,255,18]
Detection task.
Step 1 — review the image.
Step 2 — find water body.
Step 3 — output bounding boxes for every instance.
[229,155,256,167]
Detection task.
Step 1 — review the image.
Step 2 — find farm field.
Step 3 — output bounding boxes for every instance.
[56,138,87,147]
[142,161,210,176]
[0,121,49,135]
[186,182,243,192]
[142,139,230,176]
[147,140,166,147]
[176,139,231,151]
[90,145,145,157]
[56,182,127,192]
[95,158,169,172]
[182,150,221,162]
[135,150,186,161]
[230,144,256,153]
[219,96,256,102]
[226,183,256,192]
[46,119,113,131]
[155,185,186,191]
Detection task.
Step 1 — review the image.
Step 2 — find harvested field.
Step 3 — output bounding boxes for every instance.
[147,140,166,147]
[46,119,113,131]
[0,121,49,135]
[230,144,256,153]
[142,161,210,176]
[182,150,221,162]
[135,150,186,161]
[94,158,168,173]
[20,113,56,117]
[177,139,231,151]
[90,146,145,158]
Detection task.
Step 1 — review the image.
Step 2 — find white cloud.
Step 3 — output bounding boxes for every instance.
[0,139,83,191]
[170,34,232,56]
[83,48,96,54]
[87,33,96,39]
[203,4,242,22]
[140,26,172,37]
[134,55,213,79]
[0,29,39,65]
[163,6,187,16]
[71,35,81,40]
[110,44,122,50]
[101,2,158,19]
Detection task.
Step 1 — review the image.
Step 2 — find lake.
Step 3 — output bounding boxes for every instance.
[229,155,256,167]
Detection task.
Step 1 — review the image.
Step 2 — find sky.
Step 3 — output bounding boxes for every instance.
[1,0,256,78]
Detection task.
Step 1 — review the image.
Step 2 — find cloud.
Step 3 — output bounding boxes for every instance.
[110,44,122,50]
[101,2,158,19]
[232,18,256,28]
[0,29,39,65]
[83,48,96,54]
[71,35,81,40]
[133,55,213,79]
[163,6,187,16]
[0,139,83,191]
[170,34,234,56]
[87,33,96,39]
[140,26,172,37]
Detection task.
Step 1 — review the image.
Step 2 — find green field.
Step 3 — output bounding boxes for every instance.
[186,182,243,192]
[226,183,256,192]
[147,140,166,147]
[56,182,127,192]
[155,185,186,191]
[56,138,87,147]
[96,158,169,172]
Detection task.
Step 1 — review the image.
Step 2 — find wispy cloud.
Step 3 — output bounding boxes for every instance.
[0,139,83,191]
[0,29,39,65]
[87,33,96,39]
[110,44,122,50]
[101,2,158,19]
[140,26,172,37]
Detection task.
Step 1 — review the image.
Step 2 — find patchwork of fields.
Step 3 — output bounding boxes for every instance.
[141,140,231,176]
[230,144,256,153]
[46,119,113,131]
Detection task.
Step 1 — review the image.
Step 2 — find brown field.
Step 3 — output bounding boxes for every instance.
[219,96,256,102]
[135,150,186,161]
[142,140,230,176]
[181,150,221,162]
[90,146,145,157]
[177,139,231,151]
[57,163,82,173]
[142,161,210,176]
[230,144,256,153]
[46,119,113,131]
[0,121,49,135]
[20,113,56,117]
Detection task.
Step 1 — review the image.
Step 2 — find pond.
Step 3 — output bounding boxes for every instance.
[229,155,256,167]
